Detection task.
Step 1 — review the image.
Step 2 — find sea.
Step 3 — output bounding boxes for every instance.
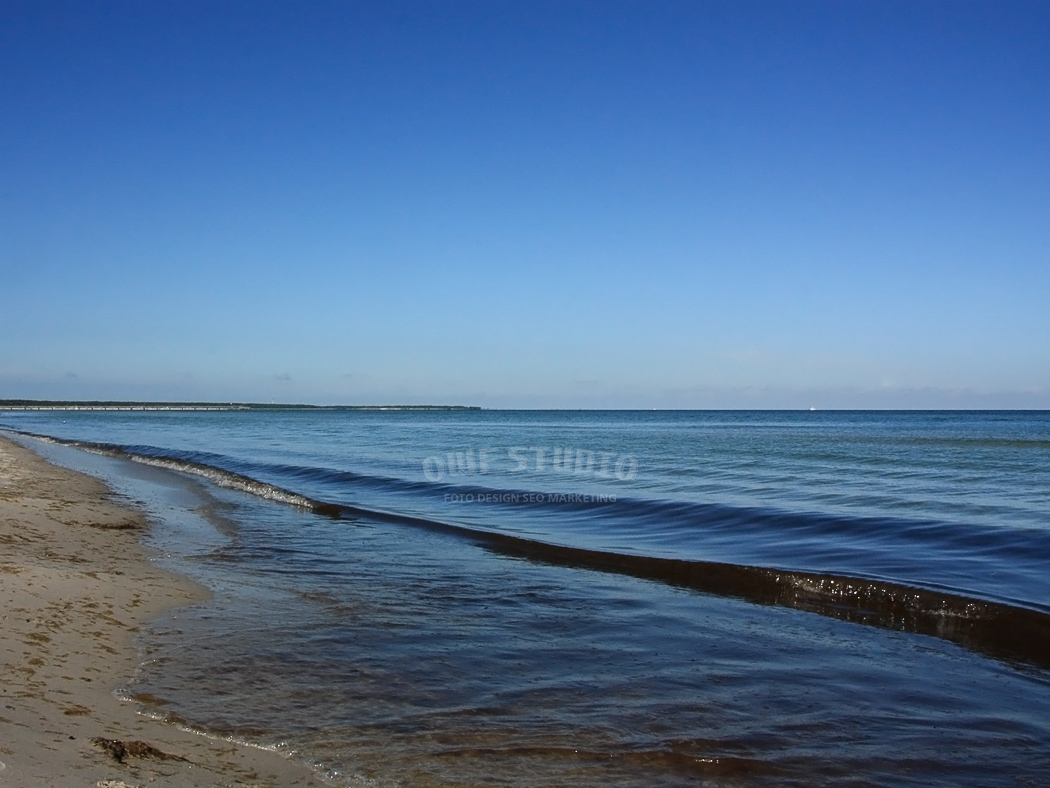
[2,408,1049,787]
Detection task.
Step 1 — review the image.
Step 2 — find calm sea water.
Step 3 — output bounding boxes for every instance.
[3,409,1049,787]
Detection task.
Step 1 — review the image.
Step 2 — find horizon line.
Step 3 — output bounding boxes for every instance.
[1,400,1048,413]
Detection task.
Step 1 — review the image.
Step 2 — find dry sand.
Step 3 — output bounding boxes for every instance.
[0,434,323,787]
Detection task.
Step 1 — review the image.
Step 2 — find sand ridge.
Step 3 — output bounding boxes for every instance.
[0,434,322,787]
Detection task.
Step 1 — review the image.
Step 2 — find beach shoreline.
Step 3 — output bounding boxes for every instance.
[0,434,321,787]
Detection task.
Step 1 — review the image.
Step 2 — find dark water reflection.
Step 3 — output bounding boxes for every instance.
[130,494,1050,788]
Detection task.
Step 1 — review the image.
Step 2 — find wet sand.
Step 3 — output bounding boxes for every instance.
[0,434,321,787]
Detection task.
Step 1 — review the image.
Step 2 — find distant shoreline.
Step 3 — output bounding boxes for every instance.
[0,401,481,411]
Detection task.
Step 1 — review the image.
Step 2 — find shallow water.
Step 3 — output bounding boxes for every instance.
[4,410,1049,786]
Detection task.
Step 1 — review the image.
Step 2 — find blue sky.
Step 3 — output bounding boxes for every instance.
[2,1,1048,408]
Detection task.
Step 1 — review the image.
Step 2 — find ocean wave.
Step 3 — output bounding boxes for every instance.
[11,427,1050,671]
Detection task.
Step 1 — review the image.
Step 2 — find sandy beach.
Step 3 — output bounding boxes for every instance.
[0,434,321,787]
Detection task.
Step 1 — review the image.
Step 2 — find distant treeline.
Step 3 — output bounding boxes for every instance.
[0,400,480,411]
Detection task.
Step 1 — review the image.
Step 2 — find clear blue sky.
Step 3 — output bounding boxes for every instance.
[2,1,1048,408]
